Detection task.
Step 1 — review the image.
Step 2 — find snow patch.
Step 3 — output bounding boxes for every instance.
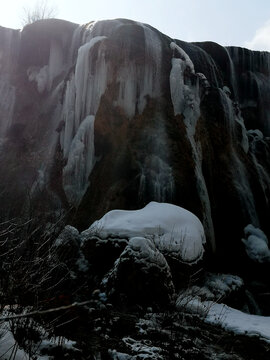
[176,273,243,313]
[205,303,270,343]
[0,322,29,359]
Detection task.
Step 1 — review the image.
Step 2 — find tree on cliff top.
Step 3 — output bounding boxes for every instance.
[21,0,58,26]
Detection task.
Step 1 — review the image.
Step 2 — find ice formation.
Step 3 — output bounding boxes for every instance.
[63,115,95,204]
[59,21,165,204]
[1,18,270,254]
[84,202,206,264]
[169,41,215,250]
[60,33,108,204]
[139,155,174,202]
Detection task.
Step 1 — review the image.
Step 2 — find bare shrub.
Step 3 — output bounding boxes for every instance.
[21,0,58,26]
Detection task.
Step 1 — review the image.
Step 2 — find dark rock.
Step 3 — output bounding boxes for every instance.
[104,237,175,307]
[52,225,80,263]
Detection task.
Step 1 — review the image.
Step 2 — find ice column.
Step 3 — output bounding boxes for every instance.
[169,41,215,251]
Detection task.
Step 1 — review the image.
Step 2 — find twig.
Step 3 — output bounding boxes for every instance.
[0,301,91,321]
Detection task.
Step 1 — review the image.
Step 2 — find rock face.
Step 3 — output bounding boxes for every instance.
[1,18,270,267]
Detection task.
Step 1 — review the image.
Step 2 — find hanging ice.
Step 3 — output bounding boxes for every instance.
[60,34,108,204]
[169,41,215,251]
[63,115,95,205]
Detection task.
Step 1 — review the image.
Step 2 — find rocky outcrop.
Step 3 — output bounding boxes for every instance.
[1,18,270,270]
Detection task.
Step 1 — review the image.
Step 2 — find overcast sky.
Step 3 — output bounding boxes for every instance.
[1,0,270,51]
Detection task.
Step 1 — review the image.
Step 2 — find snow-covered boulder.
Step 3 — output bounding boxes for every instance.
[104,237,175,305]
[242,224,270,263]
[83,202,206,264]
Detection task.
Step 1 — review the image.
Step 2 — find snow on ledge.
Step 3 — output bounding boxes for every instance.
[83,202,206,264]
[205,303,270,343]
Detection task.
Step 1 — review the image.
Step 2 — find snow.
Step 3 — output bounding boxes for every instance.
[242,224,270,263]
[122,337,163,359]
[54,225,79,247]
[176,274,270,344]
[120,237,173,281]
[176,273,244,313]
[204,273,243,298]
[0,319,79,359]
[84,202,206,264]
[0,323,29,359]
[205,303,270,343]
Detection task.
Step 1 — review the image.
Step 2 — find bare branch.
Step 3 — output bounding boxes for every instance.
[21,0,58,26]
[0,300,91,322]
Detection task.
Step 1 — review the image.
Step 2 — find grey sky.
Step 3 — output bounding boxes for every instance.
[1,0,270,50]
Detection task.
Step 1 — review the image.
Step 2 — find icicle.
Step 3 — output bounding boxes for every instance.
[74,36,107,129]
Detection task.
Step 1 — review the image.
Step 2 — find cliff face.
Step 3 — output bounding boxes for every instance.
[0,18,270,265]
